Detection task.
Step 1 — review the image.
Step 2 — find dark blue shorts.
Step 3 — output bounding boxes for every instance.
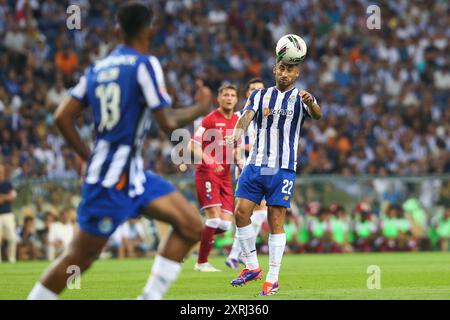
[77,171,176,237]
[235,164,296,208]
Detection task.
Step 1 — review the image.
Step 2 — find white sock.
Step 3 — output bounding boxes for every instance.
[27,282,58,300]
[228,232,242,260]
[253,223,263,238]
[251,210,266,236]
[251,210,267,226]
[266,233,286,283]
[218,220,232,232]
[237,225,259,270]
[141,255,182,300]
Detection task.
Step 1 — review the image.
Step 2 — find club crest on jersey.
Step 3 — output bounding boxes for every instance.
[288,95,297,106]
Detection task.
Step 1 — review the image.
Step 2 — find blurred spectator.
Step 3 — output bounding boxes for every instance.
[0,163,17,263]
[290,210,310,254]
[104,223,125,259]
[47,208,75,260]
[308,208,332,253]
[54,44,79,82]
[438,180,450,208]
[16,215,39,260]
[284,209,299,253]
[35,210,55,259]
[120,218,151,258]
[46,76,68,109]
[403,197,428,249]
[329,204,354,253]
[434,208,450,252]
[377,204,413,252]
[354,211,377,252]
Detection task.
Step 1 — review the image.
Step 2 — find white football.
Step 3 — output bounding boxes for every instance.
[275,34,307,64]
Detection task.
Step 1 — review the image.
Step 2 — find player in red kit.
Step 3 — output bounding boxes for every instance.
[190,84,240,272]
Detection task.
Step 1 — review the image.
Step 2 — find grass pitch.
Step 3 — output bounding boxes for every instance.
[1,252,449,300]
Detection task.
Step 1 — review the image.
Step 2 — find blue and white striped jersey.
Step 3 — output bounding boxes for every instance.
[70,45,171,197]
[244,86,315,172]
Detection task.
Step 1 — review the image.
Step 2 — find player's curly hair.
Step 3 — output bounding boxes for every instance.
[117,2,153,40]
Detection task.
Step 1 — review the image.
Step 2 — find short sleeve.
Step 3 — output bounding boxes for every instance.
[193,126,206,144]
[244,89,261,113]
[69,73,88,106]
[137,56,172,111]
[193,116,210,144]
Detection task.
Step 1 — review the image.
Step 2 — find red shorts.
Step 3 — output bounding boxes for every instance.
[195,169,234,214]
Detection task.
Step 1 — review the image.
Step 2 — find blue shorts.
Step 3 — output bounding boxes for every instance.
[235,164,296,208]
[77,171,176,237]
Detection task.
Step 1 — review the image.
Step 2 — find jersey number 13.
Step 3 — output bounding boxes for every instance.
[95,82,121,132]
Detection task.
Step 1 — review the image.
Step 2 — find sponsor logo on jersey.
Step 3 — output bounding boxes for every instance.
[264,107,294,117]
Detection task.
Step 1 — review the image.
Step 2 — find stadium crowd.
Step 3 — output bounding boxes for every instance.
[0,0,449,261]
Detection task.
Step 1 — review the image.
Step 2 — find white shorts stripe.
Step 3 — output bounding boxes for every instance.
[129,155,146,197]
[102,145,131,188]
[85,140,110,184]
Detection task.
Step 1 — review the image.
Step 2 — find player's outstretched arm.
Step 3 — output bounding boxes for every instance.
[300,90,321,120]
[225,109,255,146]
[54,97,91,162]
[153,81,212,135]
